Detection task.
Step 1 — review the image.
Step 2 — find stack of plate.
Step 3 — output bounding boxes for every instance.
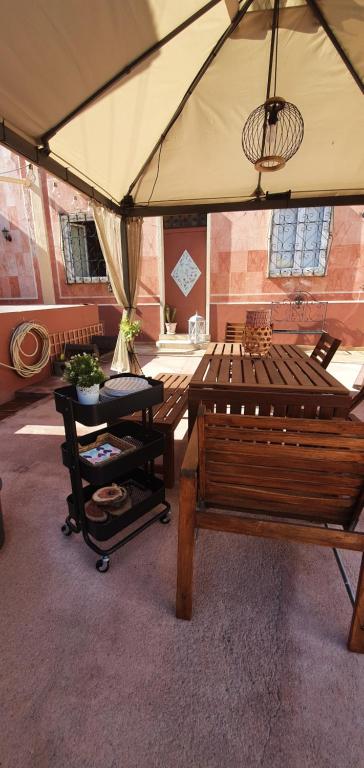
[100,376,151,401]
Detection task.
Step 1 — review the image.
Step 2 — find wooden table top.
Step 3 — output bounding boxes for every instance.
[205,341,306,359]
[190,343,348,394]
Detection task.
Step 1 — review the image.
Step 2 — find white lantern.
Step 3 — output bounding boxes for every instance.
[189,311,206,344]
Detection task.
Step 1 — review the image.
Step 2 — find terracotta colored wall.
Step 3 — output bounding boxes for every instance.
[209,207,364,347]
[0,304,99,404]
[98,304,160,342]
[0,146,43,303]
[164,227,206,333]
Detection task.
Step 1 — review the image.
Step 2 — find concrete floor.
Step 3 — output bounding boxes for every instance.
[1,346,364,767]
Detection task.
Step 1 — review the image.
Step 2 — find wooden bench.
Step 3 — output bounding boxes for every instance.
[176,408,364,652]
[120,372,191,488]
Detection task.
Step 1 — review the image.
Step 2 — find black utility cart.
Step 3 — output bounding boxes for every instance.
[54,374,171,572]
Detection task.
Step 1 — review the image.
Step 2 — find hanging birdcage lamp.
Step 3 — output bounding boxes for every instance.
[241,0,304,172]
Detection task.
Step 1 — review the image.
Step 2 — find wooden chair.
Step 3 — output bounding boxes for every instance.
[224,322,245,343]
[310,332,341,368]
[176,408,364,652]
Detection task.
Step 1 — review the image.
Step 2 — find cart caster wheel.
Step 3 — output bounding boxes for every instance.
[159,510,171,525]
[61,522,72,537]
[96,556,110,573]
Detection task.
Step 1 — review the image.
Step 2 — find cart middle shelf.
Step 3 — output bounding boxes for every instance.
[61,420,165,484]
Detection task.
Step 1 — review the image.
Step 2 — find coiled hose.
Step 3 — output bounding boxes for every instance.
[3,321,51,378]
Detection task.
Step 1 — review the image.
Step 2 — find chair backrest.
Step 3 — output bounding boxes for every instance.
[197,410,364,529]
[203,389,349,420]
[310,332,341,368]
[224,322,245,342]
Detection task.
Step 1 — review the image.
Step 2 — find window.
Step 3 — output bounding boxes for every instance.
[60,213,108,284]
[269,206,332,277]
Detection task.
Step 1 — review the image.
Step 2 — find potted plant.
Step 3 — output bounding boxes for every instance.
[120,316,142,374]
[164,305,177,334]
[63,353,106,405]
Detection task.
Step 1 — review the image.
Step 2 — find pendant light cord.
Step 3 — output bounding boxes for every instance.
[273,2,280,98]
[265,0,280,101]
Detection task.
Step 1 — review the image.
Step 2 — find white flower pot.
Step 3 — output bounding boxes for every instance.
[165,323,177,335]
[76,384,100,405]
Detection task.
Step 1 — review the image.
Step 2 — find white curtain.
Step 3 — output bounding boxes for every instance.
[120,217,143,374]
[93,205,143,372]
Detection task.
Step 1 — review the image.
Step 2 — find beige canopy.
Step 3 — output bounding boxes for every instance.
[0,0,363,213]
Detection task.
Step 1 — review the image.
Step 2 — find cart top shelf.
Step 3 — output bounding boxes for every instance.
[54,374,164,426]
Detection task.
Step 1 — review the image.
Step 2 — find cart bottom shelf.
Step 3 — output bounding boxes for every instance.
[67,468,167,542]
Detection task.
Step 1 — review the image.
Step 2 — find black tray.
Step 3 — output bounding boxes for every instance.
[61,421,164,484]
[66,469,165,541]
[54,373,164,426]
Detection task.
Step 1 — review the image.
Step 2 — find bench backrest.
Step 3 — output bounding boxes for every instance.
[271,294,327,335]
[197,411,364,529]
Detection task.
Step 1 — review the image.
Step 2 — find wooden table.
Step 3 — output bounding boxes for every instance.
[205,341,307,360]
[188,343,350,431]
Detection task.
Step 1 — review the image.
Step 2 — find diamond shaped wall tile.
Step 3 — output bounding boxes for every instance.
[171,250,201,296]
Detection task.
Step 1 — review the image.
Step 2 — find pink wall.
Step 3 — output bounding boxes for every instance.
[0,147,43,303]
[45,175,113,305]
[209,207,364,347]
[136,217,161,341]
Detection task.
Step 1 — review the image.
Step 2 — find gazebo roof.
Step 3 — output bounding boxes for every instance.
[1,0,363,213]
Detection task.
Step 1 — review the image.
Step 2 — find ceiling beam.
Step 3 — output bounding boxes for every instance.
[306,0,364,95]
[41,0,221,145]
[121,192,364,217]
[126,0,256,200]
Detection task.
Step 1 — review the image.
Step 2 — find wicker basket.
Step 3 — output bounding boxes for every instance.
[78,432,140,465]
[244,325,273,357]
[246,309,272,328]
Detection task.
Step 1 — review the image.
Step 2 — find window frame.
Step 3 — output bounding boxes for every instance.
[60,212,109,285]
[268,206,333,279]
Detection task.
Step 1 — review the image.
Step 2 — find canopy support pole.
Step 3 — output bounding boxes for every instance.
[120,217,131,311]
